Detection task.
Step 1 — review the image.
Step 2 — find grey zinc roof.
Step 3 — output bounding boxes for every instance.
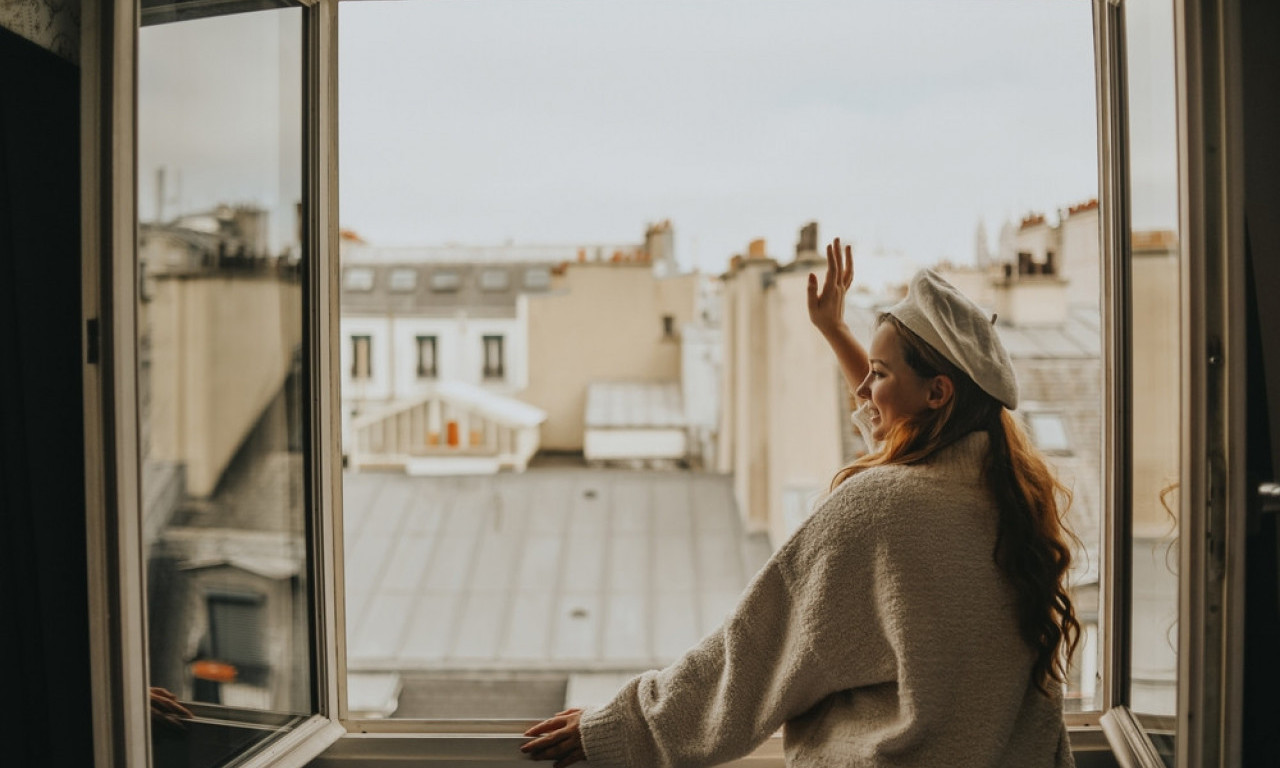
[341,468,770,673]
[584,382,686,430]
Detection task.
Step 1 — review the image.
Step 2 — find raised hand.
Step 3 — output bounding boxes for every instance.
[521,708,585,767]
[807,237,854,337]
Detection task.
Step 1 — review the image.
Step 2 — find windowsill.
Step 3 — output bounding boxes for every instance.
[307,722,1115,767]
[311,727,785,766]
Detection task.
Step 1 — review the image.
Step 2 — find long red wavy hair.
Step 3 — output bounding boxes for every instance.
[831,315,1080,696]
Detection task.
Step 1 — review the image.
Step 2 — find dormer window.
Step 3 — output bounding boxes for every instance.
[430,270,461,292]
[344,267,374,291]
[388,267,417,292]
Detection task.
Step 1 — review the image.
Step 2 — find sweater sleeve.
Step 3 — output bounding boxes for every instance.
[578,491,892,768]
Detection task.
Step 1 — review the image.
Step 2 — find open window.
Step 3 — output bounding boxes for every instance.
[81,0,1254,766]
[332,0,1107,751]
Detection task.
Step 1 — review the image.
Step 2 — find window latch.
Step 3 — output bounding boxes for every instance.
[1259,482,1280,516]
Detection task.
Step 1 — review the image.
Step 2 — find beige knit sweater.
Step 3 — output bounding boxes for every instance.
[579,432,1074,768]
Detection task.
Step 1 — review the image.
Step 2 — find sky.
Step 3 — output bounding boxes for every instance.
[337,0,1105,284]
[136,0,1180,288]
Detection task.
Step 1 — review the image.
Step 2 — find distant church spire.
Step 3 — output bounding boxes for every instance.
[974,218,991,267]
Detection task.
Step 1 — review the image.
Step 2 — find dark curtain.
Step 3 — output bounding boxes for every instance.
[0,27,93,766]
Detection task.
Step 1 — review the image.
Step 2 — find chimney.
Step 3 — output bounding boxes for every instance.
[747,238,767,260]
[992,275,1068,325]
[795,222,819,261]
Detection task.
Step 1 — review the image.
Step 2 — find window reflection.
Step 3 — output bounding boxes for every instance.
[137,6,311,765]
[1126,0,1181,736]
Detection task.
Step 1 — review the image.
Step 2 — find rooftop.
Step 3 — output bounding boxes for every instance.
[341,468,772,674]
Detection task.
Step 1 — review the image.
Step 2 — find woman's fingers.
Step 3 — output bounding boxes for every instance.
[523,716,565,737]
[843,244,854,288]
[523,730,568,753]
[523,730,581,762]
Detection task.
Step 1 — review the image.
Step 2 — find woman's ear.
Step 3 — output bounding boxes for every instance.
[926,375,954,409]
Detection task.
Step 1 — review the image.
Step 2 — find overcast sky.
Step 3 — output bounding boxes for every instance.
[138,1,1179,287]
[338,0,1110,281]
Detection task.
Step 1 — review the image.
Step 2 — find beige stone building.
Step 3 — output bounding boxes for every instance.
[716,227,846,547]
[521,255,700,453]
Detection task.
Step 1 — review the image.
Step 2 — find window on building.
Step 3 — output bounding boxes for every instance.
[205,592,269,688]
[1026,411,1072,454]
[416,335,438,379]
[388,267,418,292]
[352,335,372,380]
[429,269,461,292]
[479,267,510,291]
[524,266,552,289]
[662,314,676,338]
[344,267,374,291]
[482,334,504,379]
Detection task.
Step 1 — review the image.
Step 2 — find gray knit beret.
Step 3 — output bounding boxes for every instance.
[886,269,1019,410]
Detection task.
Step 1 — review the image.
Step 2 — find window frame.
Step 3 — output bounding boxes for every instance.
[83,0,347,765]
[82,0,1250,765]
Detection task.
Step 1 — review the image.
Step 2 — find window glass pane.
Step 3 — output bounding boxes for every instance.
[1126,0,1181,733]
[137,6,313,763]
[339,0,1099,722]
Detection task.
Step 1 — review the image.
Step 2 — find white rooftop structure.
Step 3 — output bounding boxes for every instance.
[584,381,686,429]
[584,382,688,466]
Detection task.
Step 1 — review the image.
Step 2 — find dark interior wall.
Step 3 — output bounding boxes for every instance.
[0,27,93,766]
[1240,0,1280,763]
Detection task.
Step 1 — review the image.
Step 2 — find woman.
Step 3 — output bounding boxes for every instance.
[522,239,1079,768]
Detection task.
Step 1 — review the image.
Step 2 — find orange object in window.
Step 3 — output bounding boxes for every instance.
[191,660,237,683]
[446,421,459,447]
[470,430,482,446]
[427,431,440,446]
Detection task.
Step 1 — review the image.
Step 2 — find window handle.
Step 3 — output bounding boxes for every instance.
[1260,482,1280,515]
